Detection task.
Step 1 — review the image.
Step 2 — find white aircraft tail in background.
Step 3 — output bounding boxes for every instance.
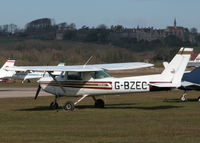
[52,62,65,75]
[193,53,200,62]
[187,53,200,67]
[0,59,16,80]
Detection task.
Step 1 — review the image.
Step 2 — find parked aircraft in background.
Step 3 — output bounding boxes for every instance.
[6,47,192,111]
[188,53,200,67]
[13,62,65,83]
[0,60,65,83]
[179,67,200,101]
[164,53,200,102]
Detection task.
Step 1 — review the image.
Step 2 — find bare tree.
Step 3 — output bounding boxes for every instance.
[67,23,76,30]
[97,24,107,29]
[190,27,198,34]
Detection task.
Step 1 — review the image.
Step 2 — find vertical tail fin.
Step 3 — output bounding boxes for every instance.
[160,47,193,87]
[52,62,65,75]
[57,62,65,66]
[1,59,16,69]
[0,59,16,78]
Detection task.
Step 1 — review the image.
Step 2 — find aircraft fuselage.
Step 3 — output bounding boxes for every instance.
[39,74,171,97]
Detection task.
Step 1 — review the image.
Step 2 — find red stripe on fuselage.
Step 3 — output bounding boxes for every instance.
[40,81,113,90]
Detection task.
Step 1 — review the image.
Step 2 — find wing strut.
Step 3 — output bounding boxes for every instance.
[74,94,89,105]
[47,71,66,93]
[83,56,93,68]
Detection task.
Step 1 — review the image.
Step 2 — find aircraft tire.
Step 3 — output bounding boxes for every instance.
[95,99,105,108]
[197,96,200,102]
[64,101,75,111]
[50,101,59,110]
[181,96,186,101]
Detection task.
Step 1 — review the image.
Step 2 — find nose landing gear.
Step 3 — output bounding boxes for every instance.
[50,101,59,109]
[49,95,59,109]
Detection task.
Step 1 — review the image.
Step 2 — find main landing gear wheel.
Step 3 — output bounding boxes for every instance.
[64,101,75,111]
[95,99,105,108]
[180,93,187,102]
[50,101,59,110]
[180,96,186,101]
[197,96,200,102]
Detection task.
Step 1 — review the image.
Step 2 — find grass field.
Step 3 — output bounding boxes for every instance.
[0,90,200,143]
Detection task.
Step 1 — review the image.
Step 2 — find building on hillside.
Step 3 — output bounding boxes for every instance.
[164,18,189,41]
[133,27,165,41]
[55,19,197,43]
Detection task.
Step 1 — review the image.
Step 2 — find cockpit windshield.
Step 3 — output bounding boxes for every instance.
[91,71,111,79]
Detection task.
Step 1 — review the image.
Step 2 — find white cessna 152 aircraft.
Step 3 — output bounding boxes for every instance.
[6,47,193,111]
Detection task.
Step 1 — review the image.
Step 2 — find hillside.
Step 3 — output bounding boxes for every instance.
[0,38,155,66]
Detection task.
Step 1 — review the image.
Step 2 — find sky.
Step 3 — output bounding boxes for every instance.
[0,0,199,30]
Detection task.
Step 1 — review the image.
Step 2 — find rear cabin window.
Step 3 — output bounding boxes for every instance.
[67,72,82,80]
[91,71,111,79]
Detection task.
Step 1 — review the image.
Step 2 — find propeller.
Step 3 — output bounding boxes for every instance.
[35,85,41,100]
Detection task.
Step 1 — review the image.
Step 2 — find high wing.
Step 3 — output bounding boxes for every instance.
[6,62,153,72]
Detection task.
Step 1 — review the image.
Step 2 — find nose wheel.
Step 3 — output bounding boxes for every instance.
[49,95,59,109]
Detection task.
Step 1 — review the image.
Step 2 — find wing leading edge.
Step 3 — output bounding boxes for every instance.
[6,62,153,72]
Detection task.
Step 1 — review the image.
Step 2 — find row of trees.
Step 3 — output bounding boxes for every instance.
[0,24,19,35]
[0,18,200,62]
[0,18,198,36]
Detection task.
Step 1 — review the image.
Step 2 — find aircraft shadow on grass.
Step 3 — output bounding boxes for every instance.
[0,89,27,92]
[15,103,182,111]
[134,105,182,110]
[163,98,198,103]
[0,89,13,91]
[103,104,182,110]
[0,89,35,92]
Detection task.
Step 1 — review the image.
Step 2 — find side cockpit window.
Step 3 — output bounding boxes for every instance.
[91,71,111,79]
[66,72,82,80]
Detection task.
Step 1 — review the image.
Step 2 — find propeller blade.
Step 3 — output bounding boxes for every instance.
[35,85,41,100]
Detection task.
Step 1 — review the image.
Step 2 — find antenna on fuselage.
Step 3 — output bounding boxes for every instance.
[83,56,93,68]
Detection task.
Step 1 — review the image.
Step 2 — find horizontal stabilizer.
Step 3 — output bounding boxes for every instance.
[149,83,180,88]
